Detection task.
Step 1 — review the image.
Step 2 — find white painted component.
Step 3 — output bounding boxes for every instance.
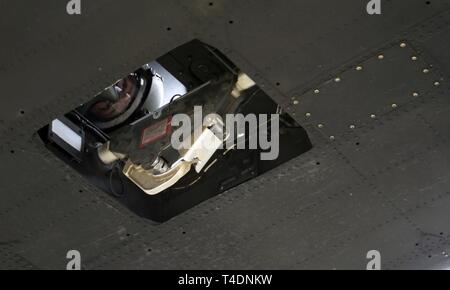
[51,119,82,151]
[183,128,223,173]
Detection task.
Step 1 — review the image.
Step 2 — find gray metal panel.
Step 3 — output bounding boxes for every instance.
[0,0,450,269]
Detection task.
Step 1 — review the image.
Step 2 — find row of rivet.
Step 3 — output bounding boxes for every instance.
[290,42,443,141]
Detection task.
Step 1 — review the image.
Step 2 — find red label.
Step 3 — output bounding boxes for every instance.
[140,117,172,148]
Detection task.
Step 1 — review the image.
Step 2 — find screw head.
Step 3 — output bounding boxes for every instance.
[400,43,407,48]
[349,125,355,129]
[370,114,376,119]
[413,92,419,97]
[392,103,398,108]
[411,56,418,61]
[334,77,341,83]
[329,136,335,141]
[293,100,299,105]
[305,112,311,118]
[378,54,384,60]
[434,81,441,86]
[314,89,320,94]
[318,124,324,128]
[356,66,363,71]
[423,68,430,74]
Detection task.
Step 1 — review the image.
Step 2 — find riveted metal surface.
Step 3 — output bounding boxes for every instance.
[0,0,450,269]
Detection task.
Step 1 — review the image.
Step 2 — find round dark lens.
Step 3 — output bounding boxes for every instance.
[89,75,138,121]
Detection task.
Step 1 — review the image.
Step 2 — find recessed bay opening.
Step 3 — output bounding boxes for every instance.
[37,39,312,222]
